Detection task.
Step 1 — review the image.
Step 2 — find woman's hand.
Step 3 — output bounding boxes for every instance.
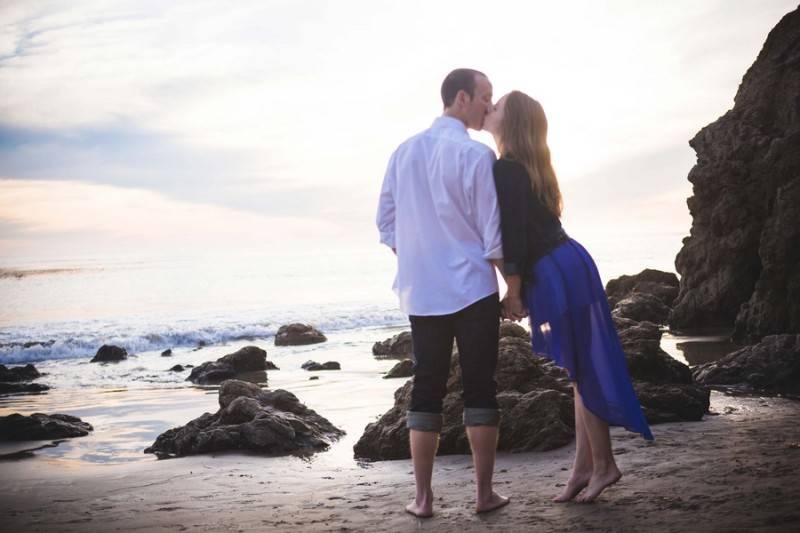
[501,293,528,322]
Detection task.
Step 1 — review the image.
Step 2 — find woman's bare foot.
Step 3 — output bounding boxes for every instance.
[575,466,621,503]
[405,489,434,518]
[476,491,510,514]
[552,471,592,503]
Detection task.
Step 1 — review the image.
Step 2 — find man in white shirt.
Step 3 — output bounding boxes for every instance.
[376,68,510,517]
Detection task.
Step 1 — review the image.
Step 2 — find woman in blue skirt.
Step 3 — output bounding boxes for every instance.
[484,91,654,503]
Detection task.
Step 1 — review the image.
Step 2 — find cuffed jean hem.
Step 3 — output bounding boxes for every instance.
[463,407,501,427]
[406,411,443,432]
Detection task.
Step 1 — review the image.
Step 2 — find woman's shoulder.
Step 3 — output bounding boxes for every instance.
[493,157,528,178]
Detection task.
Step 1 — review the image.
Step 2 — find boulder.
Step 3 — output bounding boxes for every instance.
[384,359,414,379]
[612,293,672,324]
[161,349,172,357]
[0,363,41,382]
[605,269,680,308]
[615,319,693,384]
[0,413,93,441]
[692,334,800,395]
[354,336,574,461]
[274,324,327,346]
[144,379,344,458]
[301,360,340,371]
[670,7,800,341]
[634,382,711,423]
[499,321,529,340]
[90,344,128,363]
[187,346,271,384]
[169,365,185,372]
[372,331,413,358]
[0,382,50,394]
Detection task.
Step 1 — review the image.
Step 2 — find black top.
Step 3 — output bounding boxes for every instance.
[493,157,566,283]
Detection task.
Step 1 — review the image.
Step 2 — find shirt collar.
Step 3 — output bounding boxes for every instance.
[431,115,468,135]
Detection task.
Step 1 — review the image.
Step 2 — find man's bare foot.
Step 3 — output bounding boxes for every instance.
[552,472,592,503]
[575,466,621,503]
[476,491,510,514]
[405,490,434,518]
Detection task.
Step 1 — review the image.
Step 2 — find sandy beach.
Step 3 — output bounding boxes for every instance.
[2,391,799,532]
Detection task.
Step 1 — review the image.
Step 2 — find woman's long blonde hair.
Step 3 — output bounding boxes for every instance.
[498,91,562,218]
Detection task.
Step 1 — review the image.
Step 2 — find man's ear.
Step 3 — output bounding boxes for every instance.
[455,89,470,108]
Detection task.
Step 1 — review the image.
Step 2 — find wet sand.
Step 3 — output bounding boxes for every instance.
[2,392,799,532]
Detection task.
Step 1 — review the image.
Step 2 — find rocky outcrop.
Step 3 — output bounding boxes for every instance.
[353,336,574,461]
[372,331,413,358]
[670,7,800,342]
[0,364,41,382]
[692,334,800,395]
[274,324,327,346]
[0,383,50,394]
[144,379,344,458]
[187,346,273,384]
[605,269,680,308]
[90,344,128,363]
[383,359,414,379]
[301,360,340,371]
[612,293,672,325]
[0,413,93,441]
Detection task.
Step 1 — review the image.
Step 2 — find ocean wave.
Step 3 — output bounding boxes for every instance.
[0,305,407,364]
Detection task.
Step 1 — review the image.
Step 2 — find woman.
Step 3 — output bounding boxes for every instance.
[484,91,654,504]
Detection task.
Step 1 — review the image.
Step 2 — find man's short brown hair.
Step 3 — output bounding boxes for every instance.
[441,68,486,108]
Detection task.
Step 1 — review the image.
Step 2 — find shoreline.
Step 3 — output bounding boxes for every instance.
[2,392,798,531]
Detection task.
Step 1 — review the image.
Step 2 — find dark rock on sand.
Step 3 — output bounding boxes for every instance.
[301,360,340,371]
[670,8,800,341]
[0,382,50,394]
[354,336,574,461]
[499,321,529,340]
[383,359,413,379]
[144,379,344,458]
[606,269,680,308]
[161,349,172,357]
[187,346,271,385]
[0,363,41,382]
[634,383,711,423]
[274,324,327,346]
[692,334,800,395]
[612,293,672,325]
[90,344,128,363]
[169,365,185,372]
[0,413,93,441]
[372,331,413,358]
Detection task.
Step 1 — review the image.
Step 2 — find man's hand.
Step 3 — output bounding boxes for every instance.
[501,293,528,322]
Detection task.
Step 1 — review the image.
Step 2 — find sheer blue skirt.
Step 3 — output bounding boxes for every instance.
[523,238,654,440]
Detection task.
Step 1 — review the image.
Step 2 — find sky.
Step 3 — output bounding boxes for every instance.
[0,0,797,261]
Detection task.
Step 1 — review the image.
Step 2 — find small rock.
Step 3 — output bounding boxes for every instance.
[169,364,185,372]
[383,359,413,379]
[90,344,128,363]
[187,346,272,384]
[275,324,327,346]
[0,382,50,394]
[302,360,341,371]
[309,376,320,381]
[0,413,93,441]
[372,331,413,358]
[161,349,173,357]
[0,363,41,382]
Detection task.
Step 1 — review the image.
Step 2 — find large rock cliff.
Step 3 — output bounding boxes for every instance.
[670,7,800,342]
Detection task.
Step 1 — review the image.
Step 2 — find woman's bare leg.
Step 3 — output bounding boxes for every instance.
[575,392,621,503]
[553,383,594,502]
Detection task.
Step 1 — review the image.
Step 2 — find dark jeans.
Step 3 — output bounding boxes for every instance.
[407,292,501,432]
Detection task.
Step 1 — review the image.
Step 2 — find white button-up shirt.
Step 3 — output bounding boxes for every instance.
[376,116,503,316]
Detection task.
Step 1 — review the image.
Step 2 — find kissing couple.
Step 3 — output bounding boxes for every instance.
[376,68,654,518]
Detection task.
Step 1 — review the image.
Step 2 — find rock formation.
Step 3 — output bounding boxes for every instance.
[0,413,93,441]
[301,360,341,371]
[274,324,327,346]
[145,379,344,458]
[90,344,128,363]
[670,7,800,342]
[187,346,274,384]
[383,359,413,379]
[372,331,413,358]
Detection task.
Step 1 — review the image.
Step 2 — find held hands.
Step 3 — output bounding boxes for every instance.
[501,292,528,322]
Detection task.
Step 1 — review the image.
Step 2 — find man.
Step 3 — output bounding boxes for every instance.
[376,68,510,517]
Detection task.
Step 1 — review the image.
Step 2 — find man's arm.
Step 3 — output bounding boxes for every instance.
[376,151,397,250]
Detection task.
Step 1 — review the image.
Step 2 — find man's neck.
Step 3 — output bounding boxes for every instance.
[442,109,469,128]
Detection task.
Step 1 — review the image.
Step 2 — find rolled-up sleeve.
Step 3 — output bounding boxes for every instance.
[471,150,503,260]
[376,151,397,248]
[493,160,529,276]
